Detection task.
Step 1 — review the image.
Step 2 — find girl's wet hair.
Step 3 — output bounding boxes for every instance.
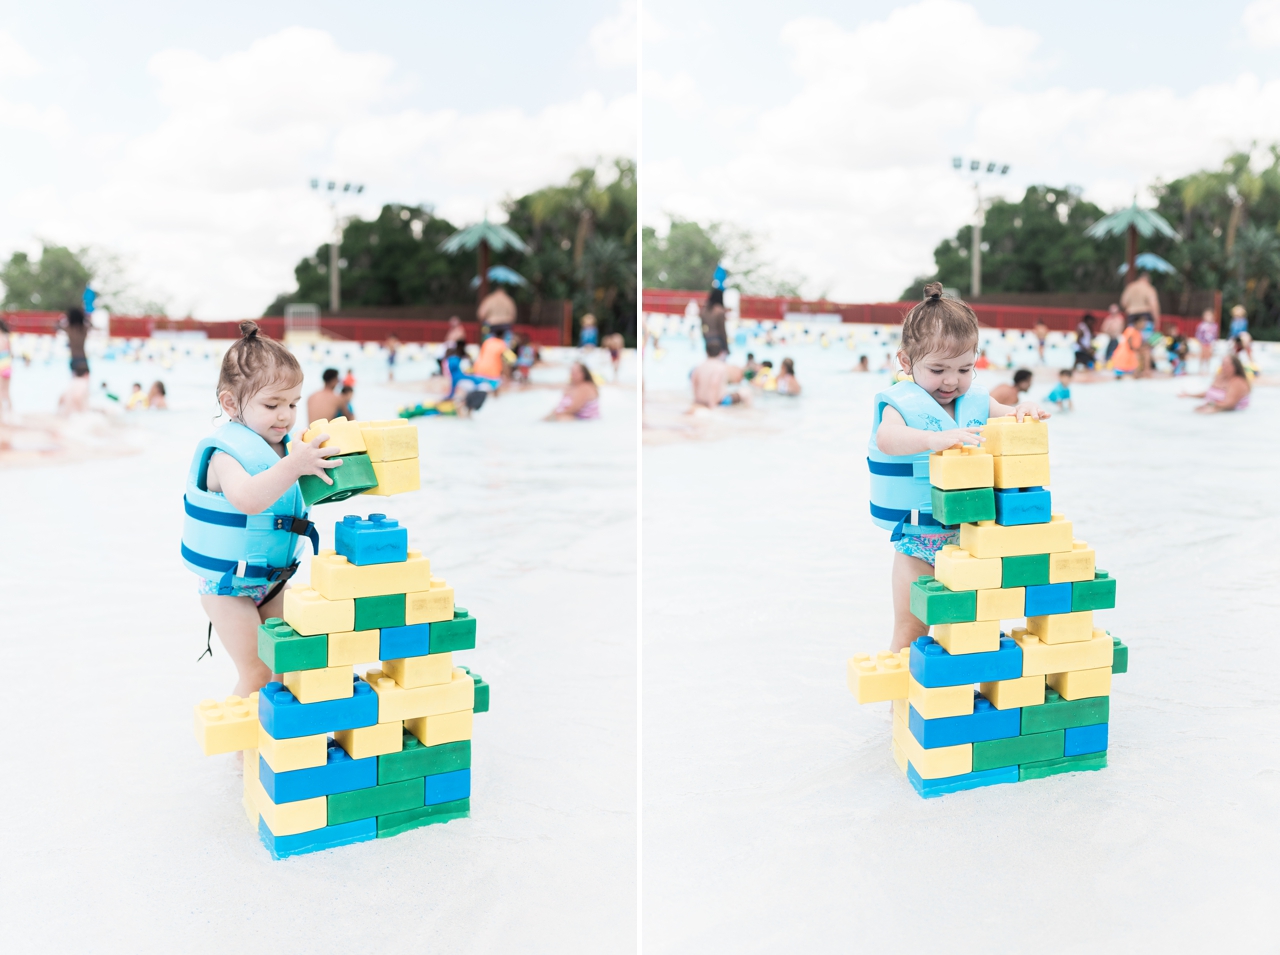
[900,283,980,363]
[216,320,303,415]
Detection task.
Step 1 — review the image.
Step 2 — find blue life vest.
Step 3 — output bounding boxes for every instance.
[180,422,319,594]
[867,380,989,538]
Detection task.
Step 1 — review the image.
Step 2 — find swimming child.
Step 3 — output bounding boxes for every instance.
[148,380,168,409]
[182,321,342,697]
[1047,368,1073,411]
[126,382,147,410]
[743,352,760,380]
[989,368,1031,404]
[342,367,356,389]
[775,357,801,395]
[869,284,1049,652]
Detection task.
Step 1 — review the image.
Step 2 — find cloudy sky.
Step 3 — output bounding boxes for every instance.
[0,0,637,317]
[644,0,1280,301]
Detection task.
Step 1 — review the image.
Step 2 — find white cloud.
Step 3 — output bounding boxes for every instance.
[643,70,702,114]
[589,0,638,68]
[0,31,41,78]
[1243,0,1280,48]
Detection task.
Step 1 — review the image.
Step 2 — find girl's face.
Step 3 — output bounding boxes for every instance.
[220,378,303,445]
[900,345,976,406]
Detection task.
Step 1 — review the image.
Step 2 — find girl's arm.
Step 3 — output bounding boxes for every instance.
[875,405,982,456]
[208,434,341,515]
[989,395,1051,421]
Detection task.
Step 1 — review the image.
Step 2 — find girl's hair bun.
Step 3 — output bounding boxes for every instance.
[923,282,944,302]
[238,320,260,340]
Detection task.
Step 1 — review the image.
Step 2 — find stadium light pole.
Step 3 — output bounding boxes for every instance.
[310,179,365,313]
[952,158,1010,298]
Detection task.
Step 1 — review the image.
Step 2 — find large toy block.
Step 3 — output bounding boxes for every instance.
[243,750,260,825]
[932,619,1001,655]
[1063,722,1108,756]
[909,635,1022,688]
[959,514,1073,559]
[907,762,1018,798]
[1049,541,1096,584]
[283,588,354,636]
[252,776,327,836]
[328,777,423,826]
[933,545,1002,592]
[299,453,378,506]
[892,716,972,778]
[1111,636,1128,674]
[424,768,470,805]
[462,668,490,713]
[380,734,471,785]
[365,666,474,723]
[328,628,380,667]
[300,416,367,454]
[334,719,404,760]
[334,514,408,566]
[194,694,259,756]
[260,741,377,804]
[992,453,1050,489]
[979,675,1045,710]
[909,576,977,625]
[407,581,456,626]
[377,798,469,838]
[929,445,994,490]
[1026,610,1093,645]
[258,816,376,860]
[357,419,418,462]
[364,458,422,496]
[258,726,327,773]
[980,415,1049,456]
[384,651,452,689]
[309,549,431,601]
[1047,666,1112,701]
[1002,553,1050,588]
[1021,687,1109,734]
[1019,750,1106,781]
[1012,628,1111,676]
[1024,582,1072,617]
[355,594,405,630]
[283,664,355,704]
[891,736,908,773]
[847,649,910,703]
[1072,571,1116,612]
[428,608,476,652]
[908,675,974,720]
[258,619,326,673]
[406,709,473,746]
[975,586,1024,621]
[930,486,995,525]
[379,622,431,661]
[909,694,1020,749]
[258,677,378,739]
[994,486,1051,526]
[971,729,1064,772]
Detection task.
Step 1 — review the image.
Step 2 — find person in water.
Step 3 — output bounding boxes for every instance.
[546,362,600,420]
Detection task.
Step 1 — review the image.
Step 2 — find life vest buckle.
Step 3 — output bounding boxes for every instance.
[265,562,299,584]
[274,516,314,537]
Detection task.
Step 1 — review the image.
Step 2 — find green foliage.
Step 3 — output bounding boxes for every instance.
[0,243,92,311]
[643,218,804,297]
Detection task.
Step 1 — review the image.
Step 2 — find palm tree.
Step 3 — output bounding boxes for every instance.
[438,219,530,304]
[1085,202,1180,283]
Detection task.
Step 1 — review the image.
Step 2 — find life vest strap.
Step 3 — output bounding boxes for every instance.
[184,496,319,554]
[867,458,914,476]
[870,503,950,542]
[182,542,299,594]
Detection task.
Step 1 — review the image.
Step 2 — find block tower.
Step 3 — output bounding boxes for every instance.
[847,416,1128,797]
[193,417,491,857]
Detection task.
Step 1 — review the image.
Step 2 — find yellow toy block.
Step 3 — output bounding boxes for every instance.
[1047,666,1112,701]
[383,652,453,689]
[958,513,1073,558]
[194,694,260,756]
[407,708,473,746]
[309,548,431,601]
[1049,541,1096,584]
[928,445,994,490]
[892,717,972,779]
[846,649,910,703]
[282,587,354,636]
[365,666,474,723]
[979,415,1049,456]
[893,697,909,725]
[1026,610,1093,645]
[283,664,354,704]
[334,719,404,759]
[979,674,1045,710]
[932,618,1000,655]
[976,586,1025,621]
[908,675,974,719]
[328,629,380,666]
[1011,627,1112,676]
[243,748,260,826]
[992,452,1050,488]
[357,419,418,462]
[363,458,421,496]
[258,726,328,773]
[891,737,908,774]
[299,415,367,454]
[933,544,1002,592]
[405,578,455,625]
[252,776,327,836]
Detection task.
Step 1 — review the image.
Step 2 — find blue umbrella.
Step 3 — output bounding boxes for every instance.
[469,265,528,289]
[1116,252,1176,276]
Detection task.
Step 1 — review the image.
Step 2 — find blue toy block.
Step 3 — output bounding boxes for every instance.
[334,513,409,566]
[908,693,1021,749]
[909,635,1022,688]
[994,486,1051,526]
[379,622,431,660]
[259,741,377,803]
[906,762,1018,798]
[258,677,378,739]
[1024,582,1072,616]
[1063,722,1108,756]
[423,768,471,806]
[257,816,376,859]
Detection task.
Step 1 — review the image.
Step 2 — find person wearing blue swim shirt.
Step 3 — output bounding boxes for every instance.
[869,284,1050,653]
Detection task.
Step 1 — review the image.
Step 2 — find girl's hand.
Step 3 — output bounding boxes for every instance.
[1013,401,1051,422]
[291,433,343,485]
[926,426,984,452]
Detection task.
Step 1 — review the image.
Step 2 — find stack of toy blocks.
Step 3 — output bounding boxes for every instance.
[194,419,491,857]
[847,416,1127,797]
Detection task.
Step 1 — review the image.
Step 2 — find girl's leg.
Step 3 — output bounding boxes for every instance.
[201,594,273,697]
[890,550,934,652]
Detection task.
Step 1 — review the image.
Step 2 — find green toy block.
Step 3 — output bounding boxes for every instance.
[327,778,423,826]
[257,618,327,673]
[1072,570,1117,612]
[354,593,405,630]
[429,608,477,653]
[376,798,469,837]
[298,452,378,507]
[378,734,470,785]
[930,485,995,525]
[1019,750,1107,781]
[1111,636,1128,675]
[909,576,977,626]
[457,666,490,713]
[1020,688,1109,735]
[1002,553,1050,588]
[972,729,1064,772]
